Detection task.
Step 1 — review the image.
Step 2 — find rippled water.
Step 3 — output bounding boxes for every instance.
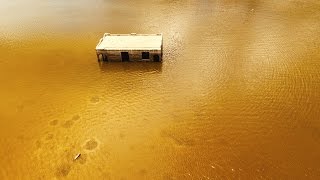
[1,0,320,179]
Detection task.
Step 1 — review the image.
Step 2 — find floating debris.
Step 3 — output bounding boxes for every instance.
[74,153,81,160]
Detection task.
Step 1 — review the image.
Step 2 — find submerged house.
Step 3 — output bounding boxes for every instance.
[96,33,163,62]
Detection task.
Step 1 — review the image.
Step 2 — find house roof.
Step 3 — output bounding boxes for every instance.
[96,33,163,51]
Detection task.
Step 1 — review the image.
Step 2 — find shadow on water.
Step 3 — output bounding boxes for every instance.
[97,61,162,74]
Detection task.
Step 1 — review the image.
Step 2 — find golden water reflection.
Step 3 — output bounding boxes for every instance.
[0,0,320,179]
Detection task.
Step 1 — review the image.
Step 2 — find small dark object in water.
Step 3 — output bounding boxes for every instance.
[74,153,81,160]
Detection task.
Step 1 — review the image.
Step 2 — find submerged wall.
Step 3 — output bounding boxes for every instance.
[96,49,162,62]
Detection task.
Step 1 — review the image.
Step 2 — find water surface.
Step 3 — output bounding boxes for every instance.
[1,0,320,179]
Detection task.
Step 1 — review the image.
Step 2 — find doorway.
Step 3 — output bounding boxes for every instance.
[142,52,149,59]
[153,54,160,62]
[121,52,129,62]
[103,54,108,61]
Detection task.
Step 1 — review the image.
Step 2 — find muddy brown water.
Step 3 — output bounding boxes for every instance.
[1,0,320,179]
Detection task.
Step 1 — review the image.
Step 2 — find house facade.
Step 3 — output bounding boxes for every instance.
[96,33,163,62]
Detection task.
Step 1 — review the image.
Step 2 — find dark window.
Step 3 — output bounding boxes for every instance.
[153,54,160,62]
[121,52,129,62]
[142,52,149,59]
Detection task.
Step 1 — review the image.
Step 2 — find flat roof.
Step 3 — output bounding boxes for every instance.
[96,33,162,51]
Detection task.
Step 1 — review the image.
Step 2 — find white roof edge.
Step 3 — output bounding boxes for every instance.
[102,33,163,36]
[96,38,104,49]
[96,33,163,50]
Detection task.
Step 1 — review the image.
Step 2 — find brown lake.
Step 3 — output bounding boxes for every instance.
[0,0,320,179]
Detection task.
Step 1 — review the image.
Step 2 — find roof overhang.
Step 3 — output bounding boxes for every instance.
[96,33,163,51]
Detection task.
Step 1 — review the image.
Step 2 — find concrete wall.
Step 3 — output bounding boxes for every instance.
[96,49,162,62]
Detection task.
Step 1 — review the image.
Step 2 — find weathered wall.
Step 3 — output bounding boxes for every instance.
[96,49,162,62]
